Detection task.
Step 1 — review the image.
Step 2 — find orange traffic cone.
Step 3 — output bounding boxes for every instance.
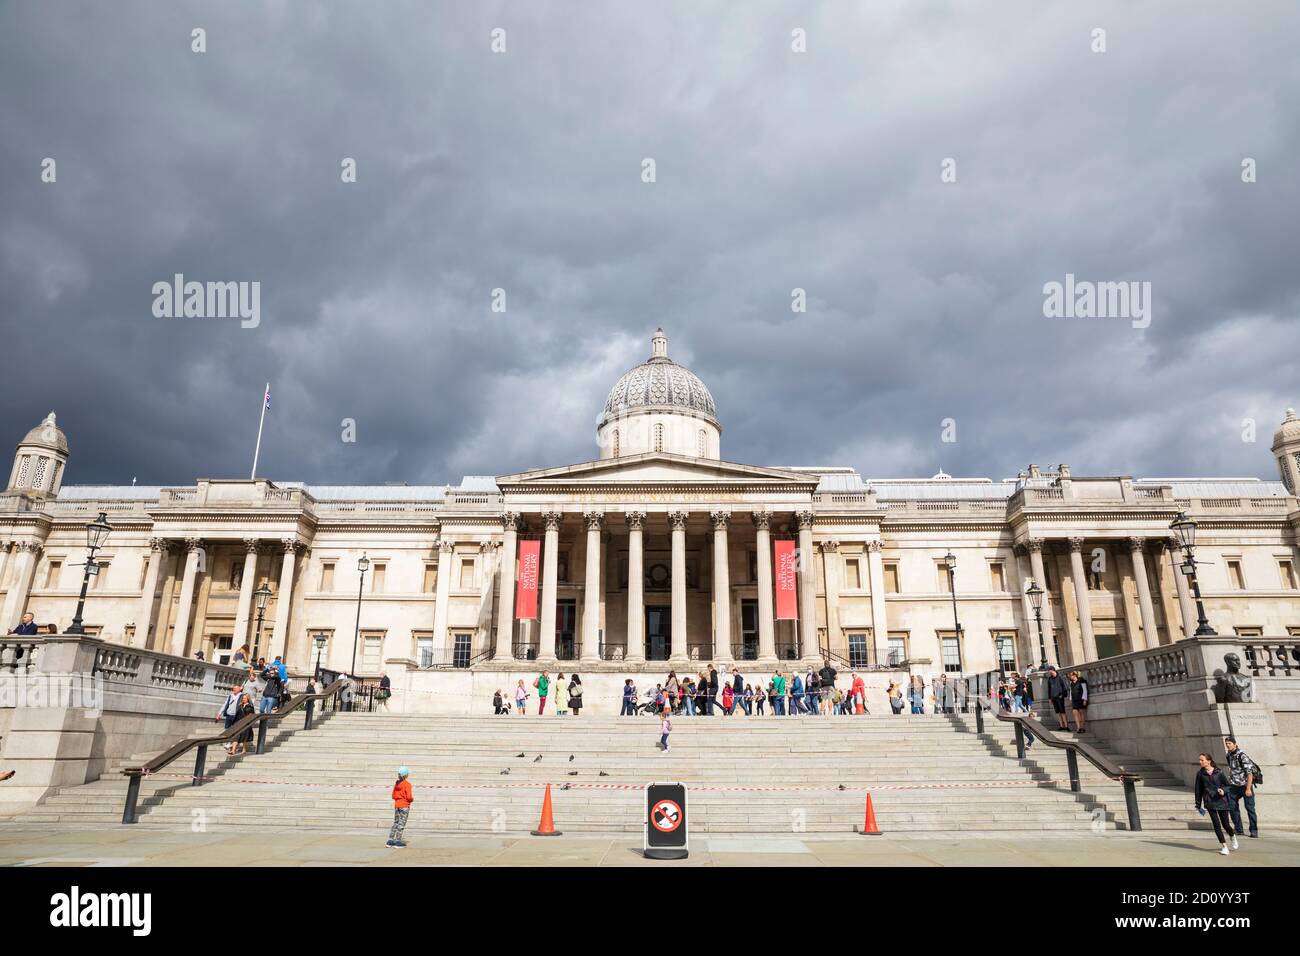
[531,783,563,836]
[858,792,881,835]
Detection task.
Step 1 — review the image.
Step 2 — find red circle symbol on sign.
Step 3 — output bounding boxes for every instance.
[651,799,682,833]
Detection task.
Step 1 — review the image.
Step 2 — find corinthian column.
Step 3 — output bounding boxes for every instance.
[1026,538,1057,658]
[582,512,603,661]
[669,511,689,662]
[538,512,562,661]
[134,538,166,648]
[797,511,818,661]
[495,513,519,659]
[170,539,203,657]
[432,539,454,662]
[270,539,300,663]
[625,511,646,662]
[752,512,776,662]
[1168,535,1198,638]
[1128,537,1158,650]
[711,511,733,661]
[233,538,260,650]
[1067,538,1098,662]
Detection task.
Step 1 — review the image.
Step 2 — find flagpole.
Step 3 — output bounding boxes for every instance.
[251,382,268,479]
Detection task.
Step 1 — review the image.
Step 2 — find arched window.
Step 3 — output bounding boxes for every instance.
[697,429,706,457]
[654,423,664,452]
[612,428,619,457]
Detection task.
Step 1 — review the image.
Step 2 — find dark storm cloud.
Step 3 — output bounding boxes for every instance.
[1,0,1296,487]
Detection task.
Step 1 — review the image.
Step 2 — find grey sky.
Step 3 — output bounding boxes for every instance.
[1,1,1297,488]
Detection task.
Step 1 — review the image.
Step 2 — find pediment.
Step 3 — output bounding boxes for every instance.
[497,453,816,489]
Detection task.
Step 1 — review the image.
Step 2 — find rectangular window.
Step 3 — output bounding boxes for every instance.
[989,562,1005,592]
[44,559,62,589]
[459,558,475,589]
[415,634,434,668]
[89,559,109,589]
[1227,559,1245,590]
[843,558,862,590]
[1233,626,1263,637]
[1278,559,1297,590]
[936,561,953,593]
[884,562,900,594]
[993,631,1017,671]
[939,631,962,673]
[847,632,871,668]
[886,632,907,667]
[360,631,384,674]
[371,563,387,593]
[422,564,437,593]
[320,562,335,592]
[452,632,472,668]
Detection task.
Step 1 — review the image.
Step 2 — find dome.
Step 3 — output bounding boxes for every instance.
[20,411,68,455]
[1272,408,1300,448]
[600,329,717,426]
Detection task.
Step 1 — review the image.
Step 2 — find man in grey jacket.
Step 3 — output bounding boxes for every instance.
[1046,666,1071,732]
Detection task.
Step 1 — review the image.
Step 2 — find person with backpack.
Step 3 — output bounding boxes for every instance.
[1046,666,1070,732]
[387,766,413,849]
[818,660,838,714]
[1224,736,1261,838]
[1194,753,1237,856]
[259,662,283,714]
[568,674,584,716]
[1068,671,1089,733]
[771,672,786,715]
[534,670,550,715]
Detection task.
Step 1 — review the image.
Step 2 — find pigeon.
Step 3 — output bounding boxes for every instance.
[533,755,543,763]
[561,783,572,791]
[567,771,578,776]
[598,771,609,777]
[500,769,510,775]
[568,755,575,762]
[516,752,525,758]
[837,784,847,791]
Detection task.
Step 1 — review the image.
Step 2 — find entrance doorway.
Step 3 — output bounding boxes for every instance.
[557,600,577,660]
[645,606,671,661]
[740,600,758,660]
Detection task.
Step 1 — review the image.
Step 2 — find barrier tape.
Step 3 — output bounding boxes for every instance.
[136,771,1064,794]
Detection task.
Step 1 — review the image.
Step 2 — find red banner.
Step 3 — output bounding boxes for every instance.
[774,539,798,620]
[515,539,540,620]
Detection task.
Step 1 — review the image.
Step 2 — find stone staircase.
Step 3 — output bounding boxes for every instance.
[13,711,1201,835]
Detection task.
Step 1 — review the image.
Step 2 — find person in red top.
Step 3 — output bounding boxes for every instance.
[387,765,413,848]
[850,672,867,715]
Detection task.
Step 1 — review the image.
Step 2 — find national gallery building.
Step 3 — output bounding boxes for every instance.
[3,330,1300,708]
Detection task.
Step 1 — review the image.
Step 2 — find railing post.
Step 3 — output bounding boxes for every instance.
[193,745,207,787]
[304,698,315,730]
[1123,778,1142,832]
[1013,722,1025,759]
[122,773,142,825]
[256,718,269,755]
[1066,749,1081,792]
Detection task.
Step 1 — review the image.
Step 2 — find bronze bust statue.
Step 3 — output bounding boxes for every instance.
[1212,652,1254,704]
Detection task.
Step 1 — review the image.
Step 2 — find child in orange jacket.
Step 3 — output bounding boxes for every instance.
[387,766,413,848]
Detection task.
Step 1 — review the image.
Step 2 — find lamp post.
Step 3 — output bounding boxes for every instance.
[349,554,370,677]
[1170,512,1217,637]
[313,633,328,680]
[66,512,112,635]
[1026,580,1048,669]
[944,551,964,672]
[250,583,273,662]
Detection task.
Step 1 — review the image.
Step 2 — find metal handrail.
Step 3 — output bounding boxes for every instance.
[118,678,349,824]
[994,709,1144,831]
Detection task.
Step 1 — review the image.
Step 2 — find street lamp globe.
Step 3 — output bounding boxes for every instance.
[1025,580,1044,612]
[86,512,112,550]
[358,554,370,573]
[254,583,273,613]
[1170,512,1197,551]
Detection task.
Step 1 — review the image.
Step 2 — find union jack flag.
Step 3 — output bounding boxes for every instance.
[263,385,271,410]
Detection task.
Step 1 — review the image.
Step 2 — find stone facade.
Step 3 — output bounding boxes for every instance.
[3,335,1300,693]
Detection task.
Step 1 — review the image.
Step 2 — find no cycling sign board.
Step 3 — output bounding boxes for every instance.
[644,782,688,860]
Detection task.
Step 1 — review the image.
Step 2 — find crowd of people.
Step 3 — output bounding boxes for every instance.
[213,646,297,754]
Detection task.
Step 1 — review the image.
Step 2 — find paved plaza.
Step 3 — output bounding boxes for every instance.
[1,823,1297,867]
